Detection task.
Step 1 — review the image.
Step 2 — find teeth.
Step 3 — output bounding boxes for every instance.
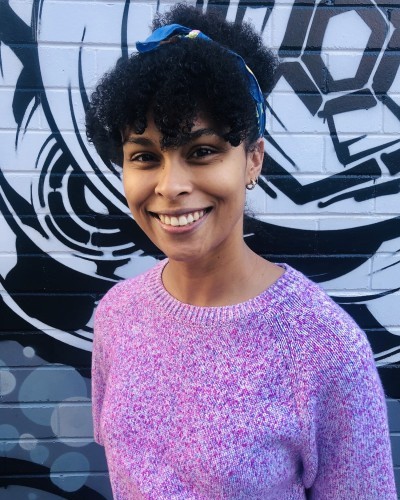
[178,215,187,226]
[158,210,206,227]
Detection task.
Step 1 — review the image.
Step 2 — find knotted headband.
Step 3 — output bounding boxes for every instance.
[136,24,266,138]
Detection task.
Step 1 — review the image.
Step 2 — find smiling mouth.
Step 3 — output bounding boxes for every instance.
[152,209,210,227]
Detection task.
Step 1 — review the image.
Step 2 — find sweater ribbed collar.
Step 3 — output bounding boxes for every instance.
[144,260,307,325]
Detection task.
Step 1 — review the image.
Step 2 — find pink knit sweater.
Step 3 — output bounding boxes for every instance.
[92,261,396,499]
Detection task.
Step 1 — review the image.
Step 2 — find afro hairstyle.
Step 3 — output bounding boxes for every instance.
[85,3,277,166]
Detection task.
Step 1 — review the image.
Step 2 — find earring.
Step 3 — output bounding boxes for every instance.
[246,178,257,190]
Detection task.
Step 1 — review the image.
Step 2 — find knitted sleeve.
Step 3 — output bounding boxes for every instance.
[308,333,395,498]
[91,282,125,446]
[91,298,108,446]
[282,291,396,498]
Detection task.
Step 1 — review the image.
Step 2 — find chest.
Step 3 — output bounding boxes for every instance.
[101,321,302,496]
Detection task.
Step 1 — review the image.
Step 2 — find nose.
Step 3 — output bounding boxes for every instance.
[154,156,192,199]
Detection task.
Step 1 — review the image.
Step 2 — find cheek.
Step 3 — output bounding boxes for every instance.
[209,172,247,205]
[122,172,147,211]
[203,160,246,194]
[122,176,135,208]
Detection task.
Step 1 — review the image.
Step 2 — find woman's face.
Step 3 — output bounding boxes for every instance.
[122,116,263,264]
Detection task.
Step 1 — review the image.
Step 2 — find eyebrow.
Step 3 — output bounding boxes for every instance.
[123,128,221,146]
[188,128,221,140]
[124,136,154,146]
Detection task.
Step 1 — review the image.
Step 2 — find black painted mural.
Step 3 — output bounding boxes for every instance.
[1,0,399,497]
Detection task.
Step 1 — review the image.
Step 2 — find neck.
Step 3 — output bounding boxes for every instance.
[162,242,281,307]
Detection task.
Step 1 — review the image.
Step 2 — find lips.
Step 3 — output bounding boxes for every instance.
[157,209,207,227]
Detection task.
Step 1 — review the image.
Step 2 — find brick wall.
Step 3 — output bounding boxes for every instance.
[1,0,399,497]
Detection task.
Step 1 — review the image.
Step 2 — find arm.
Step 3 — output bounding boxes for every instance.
[91,305,106,446]
[310,338,395,498]
[275,272,396,498]
[278,279,396,499]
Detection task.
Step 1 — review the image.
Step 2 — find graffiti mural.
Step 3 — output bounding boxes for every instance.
[0,0,399,496]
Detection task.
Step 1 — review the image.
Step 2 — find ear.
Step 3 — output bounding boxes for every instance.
[246,138,264,183]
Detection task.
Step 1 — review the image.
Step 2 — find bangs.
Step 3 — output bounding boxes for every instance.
[86,31,273,165]
[123,40,256,149]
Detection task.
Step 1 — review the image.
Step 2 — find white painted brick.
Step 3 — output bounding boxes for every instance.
[39,88,88,131]
[0,88,40,130]
[38,1,128,45]
[0,218,17,254]
[270,4,296,51]
[264,173,376,215]
[0,131,36,171]
[0,254,18,279]
[327,52,371,82]
[38,45,96,89]
[124,2,155,47]
[374,191,400,214]
[95,48,124,80]
[330,105,383,134]
[158,0,195,3]
[269,134,325,174]
[255,175,373,217]
[367,293,400,329]
[0,130,111,175]
[323,136,348,174]
[384,60,400,134]
[371,232,400,254]
[9,0,35,26]
[270,90,329,134]
[242,6,270,34]
[0,172,41,206]
[318,216,387,231]
[316,193,375,214]
[324,134,400,175]
[322,10,373,51]
[0,43,24,87]
[371,252,400,290]
[256,215,317,231]
[383,97,400,134]
[256,181,316,215]
[320,258,371,292]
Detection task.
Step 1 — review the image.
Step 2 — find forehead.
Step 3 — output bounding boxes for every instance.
[123,114,223,146]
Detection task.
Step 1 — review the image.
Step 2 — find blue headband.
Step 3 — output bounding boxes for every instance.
[136,24,266,138]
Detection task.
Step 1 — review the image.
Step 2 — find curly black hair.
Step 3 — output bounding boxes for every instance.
[85,3,276,166]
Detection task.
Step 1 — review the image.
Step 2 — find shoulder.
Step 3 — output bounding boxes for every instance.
[277,264,363,337]
[95,260,165,322]
[272,266,386,438]
[274,265,373,376]
[93,260,165,357]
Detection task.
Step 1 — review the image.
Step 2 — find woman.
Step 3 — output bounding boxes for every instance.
[86,4,396,499]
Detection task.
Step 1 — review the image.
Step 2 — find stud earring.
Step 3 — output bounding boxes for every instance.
[246,178,257,190]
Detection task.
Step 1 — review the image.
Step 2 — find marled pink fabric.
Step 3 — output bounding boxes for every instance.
[92,261,396,499]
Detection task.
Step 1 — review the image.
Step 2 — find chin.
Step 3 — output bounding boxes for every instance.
[164,251,201,263]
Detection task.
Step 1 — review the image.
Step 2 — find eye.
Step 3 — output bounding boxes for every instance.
[129,152,157,163]
[124,151,159,170]
[190,147,216,159]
